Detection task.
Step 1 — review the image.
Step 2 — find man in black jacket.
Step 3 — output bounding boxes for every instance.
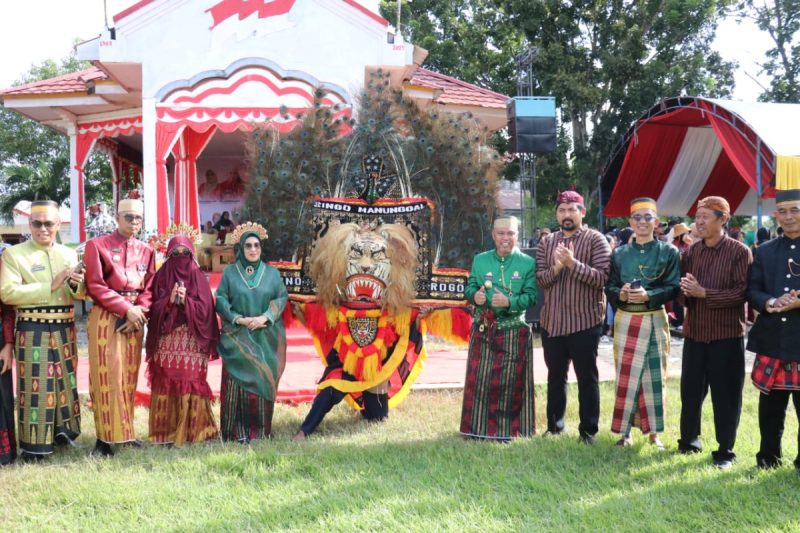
[747,188,800,473]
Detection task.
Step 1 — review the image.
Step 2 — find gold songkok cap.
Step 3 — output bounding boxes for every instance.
[118,199,144,214]
[493,216,519,231]
[630,197,657,215]
[30,200,59,216]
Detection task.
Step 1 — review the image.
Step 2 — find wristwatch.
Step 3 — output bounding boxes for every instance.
[767,297,777,309]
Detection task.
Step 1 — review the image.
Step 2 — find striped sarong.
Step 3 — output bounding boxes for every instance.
[15,319,81,455]
[220,368,274,442]
[460,324,534,440]
[87,306,143,444]
[611,309,669,435]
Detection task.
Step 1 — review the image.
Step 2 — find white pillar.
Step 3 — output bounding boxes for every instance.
[67,123,81,243]
[142,97,158,232]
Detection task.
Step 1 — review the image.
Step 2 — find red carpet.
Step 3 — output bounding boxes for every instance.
[73,326,615,406]
[69,325,474,406]
[12,327,615,405]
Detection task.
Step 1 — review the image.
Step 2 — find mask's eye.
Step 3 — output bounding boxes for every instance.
[373,250,386,260]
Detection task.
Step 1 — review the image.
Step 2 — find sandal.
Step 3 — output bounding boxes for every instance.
[615,437,632,447]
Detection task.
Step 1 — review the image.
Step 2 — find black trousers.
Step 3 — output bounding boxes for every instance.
[757,389,800,469]
[541,324,602,437]
[299,388,388,436]
[678,337,745,461]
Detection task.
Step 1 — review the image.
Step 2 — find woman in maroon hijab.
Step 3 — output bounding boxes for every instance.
[145,235,219,445]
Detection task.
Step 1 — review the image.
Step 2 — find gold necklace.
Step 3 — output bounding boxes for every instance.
[235,262,265,290]
[498,257,514,296]
[788,258,800,277]
[638,264,665,281]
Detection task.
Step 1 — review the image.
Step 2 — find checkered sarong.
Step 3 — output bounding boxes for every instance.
[460,323,535,440]
[611,308,669,435]
[751,354,800,393]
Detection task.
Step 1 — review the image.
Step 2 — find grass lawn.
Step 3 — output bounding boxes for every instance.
[2,381,799,532]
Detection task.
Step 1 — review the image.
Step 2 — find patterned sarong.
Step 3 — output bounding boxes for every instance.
[220,368,274,442]
[1,367,17,464]
[751,354,800,393]
[460,324,535,440]
[611,309,669,435]
[148,325,218,445]
[88,306,142,444]
[15,319,81,455]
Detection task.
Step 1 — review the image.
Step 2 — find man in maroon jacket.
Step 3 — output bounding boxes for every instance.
[84,199,155,456]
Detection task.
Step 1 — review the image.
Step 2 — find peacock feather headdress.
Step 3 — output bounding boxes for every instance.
[243,70,503,270]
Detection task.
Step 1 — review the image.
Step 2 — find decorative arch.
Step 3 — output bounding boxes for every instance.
[152,61,352,231]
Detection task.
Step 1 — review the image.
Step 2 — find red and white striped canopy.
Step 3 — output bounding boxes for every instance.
[602,97,800,217]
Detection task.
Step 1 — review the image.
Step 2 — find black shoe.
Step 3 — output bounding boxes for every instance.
[543,428,565,437]
[678,438,702,454]
[578,433,596,446]
[123,439,144,448]
[54,433,81,448]
[713,458,734,470]
[21,452,46,462]
[92,439,114,457]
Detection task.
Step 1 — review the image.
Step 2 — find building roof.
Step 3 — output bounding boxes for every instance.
[409,67,509,109]
[0,67,108,97]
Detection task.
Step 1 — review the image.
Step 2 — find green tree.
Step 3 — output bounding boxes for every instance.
[382,0,736,216]
[738,0,800,102]
[0,50,112,221]
[0,160,70,223]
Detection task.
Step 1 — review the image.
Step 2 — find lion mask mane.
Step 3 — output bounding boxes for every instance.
[309,222,418,315]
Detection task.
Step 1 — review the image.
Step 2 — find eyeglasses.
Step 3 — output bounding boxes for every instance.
[122,214,144,223]
[243,242,261,250]
[170,250,193,257]
[31,220,57,229]
[630,214,656,223]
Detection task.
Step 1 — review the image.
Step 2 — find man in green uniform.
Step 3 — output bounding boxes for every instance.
[606,197,680,449]
[0,200,84,459]
[460,216,538,439]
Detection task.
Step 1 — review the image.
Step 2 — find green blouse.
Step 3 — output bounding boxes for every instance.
[215,262,288,401]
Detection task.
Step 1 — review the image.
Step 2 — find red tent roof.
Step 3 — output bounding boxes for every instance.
[0,67,108,97]
[409,67,508,109]
[600,97,800,217]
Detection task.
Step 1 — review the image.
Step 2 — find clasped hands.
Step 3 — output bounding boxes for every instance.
[767,289,800,313]
[169,283,187,306]
[236,315,270,331]
[51,265,84,292]
[552,242,576,273]
[680,273,705,298]
[473,287,510,308]
[118,305,149,334]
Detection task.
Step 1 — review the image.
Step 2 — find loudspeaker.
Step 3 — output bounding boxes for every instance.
[507,97,557,154]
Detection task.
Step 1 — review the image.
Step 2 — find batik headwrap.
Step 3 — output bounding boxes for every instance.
[696,196,730,216]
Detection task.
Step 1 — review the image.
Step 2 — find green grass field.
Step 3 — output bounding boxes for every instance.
[2,381,798,532]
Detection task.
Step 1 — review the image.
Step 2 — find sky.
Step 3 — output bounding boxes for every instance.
[0,0,777,100]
